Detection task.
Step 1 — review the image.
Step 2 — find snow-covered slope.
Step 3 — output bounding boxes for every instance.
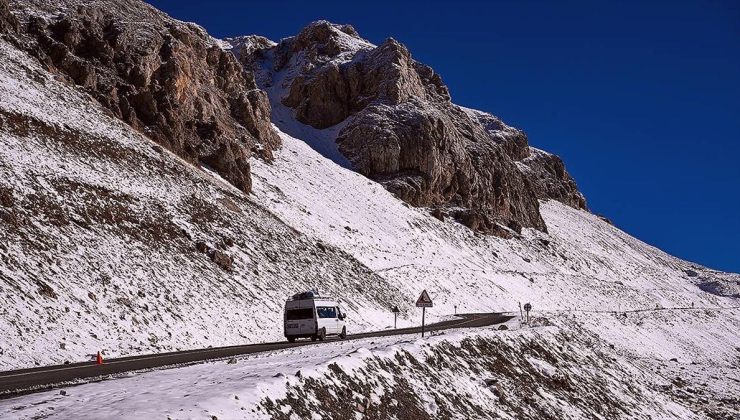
[0,38,405,369]
[0,320,700,420]
[250,129,740,418]
[252,131,738,315]
[1,5,738,417]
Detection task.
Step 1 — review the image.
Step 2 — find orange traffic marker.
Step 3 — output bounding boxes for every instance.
[96,351,103,365]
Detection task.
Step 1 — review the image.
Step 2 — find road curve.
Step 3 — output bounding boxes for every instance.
[0,312,512,397]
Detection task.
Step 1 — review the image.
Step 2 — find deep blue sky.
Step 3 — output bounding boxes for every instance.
[149,0,740,273]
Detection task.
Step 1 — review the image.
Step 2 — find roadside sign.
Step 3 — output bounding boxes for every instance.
[416,290,433,338]
[416,290,433,308]
[391,306,400,329]
[523,303,531,312]
[392,306,400,313]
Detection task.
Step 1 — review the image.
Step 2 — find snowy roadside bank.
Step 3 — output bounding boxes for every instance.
[0,317,699,420]
[547,309,740,418]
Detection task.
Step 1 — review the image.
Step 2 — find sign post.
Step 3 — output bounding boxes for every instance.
[523,302,532,326]
[518,302,524,327]
[416,290,433,337]
[392,306,400,329]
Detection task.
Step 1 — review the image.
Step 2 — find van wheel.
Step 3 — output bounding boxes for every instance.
[310,335,317,342]
[287,337,296,343]
[339,327,347,339]
[318,328,326,341]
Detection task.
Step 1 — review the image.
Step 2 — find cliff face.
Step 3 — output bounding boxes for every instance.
[4,0,279,193]
[0,0,16,33]
[232,21,586,236]
[2,1,586,236]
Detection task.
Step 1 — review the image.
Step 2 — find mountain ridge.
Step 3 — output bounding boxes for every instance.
[230,20,586,237]
[1,3,739,417]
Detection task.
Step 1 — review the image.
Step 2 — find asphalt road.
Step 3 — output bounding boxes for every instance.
[0,312,512,397]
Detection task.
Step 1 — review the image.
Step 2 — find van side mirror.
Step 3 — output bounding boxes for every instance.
[339,314,346,320]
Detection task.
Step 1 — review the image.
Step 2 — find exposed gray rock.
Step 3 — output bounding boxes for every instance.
[0,0,17,33]
[195,240,234,271]
[224,34,275,78]
[6,0,279,193]
[517,148,586,209]
[0,184,13,207]
[697,279,740,298]
[234,21,586,235]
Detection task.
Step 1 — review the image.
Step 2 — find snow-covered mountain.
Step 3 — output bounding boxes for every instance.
[1,1,738,418]
[229,21,586,237]
[248,127,740,418]
[0,32,414,368]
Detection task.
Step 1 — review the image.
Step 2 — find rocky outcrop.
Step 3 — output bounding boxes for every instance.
[518,148,587,210]
[464,108,585,209]
[336,99,548,233]
[6,0,279,193]
[279,33,448,130]
[224,35,275,77]
[0,0,17,33]
[235,21,586,235]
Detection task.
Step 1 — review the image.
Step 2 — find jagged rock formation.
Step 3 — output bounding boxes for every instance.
[0,0,17,33]
[232,21,586,235]
[4,0,279,193]
[518,148,587,210]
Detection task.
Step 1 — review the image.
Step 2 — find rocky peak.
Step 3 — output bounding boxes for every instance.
[271,21,373,71]
[4,0,280,193]
[353,37,449,106]
[225,34,275,82]
[226,35,276,58]
[289,21,366,58]
[263,25,448,130]
[235,21,586,236]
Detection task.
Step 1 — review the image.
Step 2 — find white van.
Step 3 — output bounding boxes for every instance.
[284,291,347,342]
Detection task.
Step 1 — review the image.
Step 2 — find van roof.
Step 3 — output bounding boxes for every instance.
[287,296,338,302]
[287,290,339,301]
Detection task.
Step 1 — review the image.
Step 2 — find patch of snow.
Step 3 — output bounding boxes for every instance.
[0,38,403,370]
[0,325,700,419]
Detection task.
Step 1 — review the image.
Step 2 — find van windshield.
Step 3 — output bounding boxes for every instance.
[317,306,337,318]
[286,308,314,320]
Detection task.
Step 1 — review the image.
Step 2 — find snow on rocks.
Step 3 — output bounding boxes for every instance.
[250,127,740,418]
[251,129,738,317]
[0,6,738,418]
[0,324,698,420]
[0,37,401,370]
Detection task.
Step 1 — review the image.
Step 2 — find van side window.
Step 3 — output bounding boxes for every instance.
[286,308,314,320]
[316,306,337,319]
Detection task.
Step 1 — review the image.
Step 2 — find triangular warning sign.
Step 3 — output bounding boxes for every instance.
[416,290,433,307]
